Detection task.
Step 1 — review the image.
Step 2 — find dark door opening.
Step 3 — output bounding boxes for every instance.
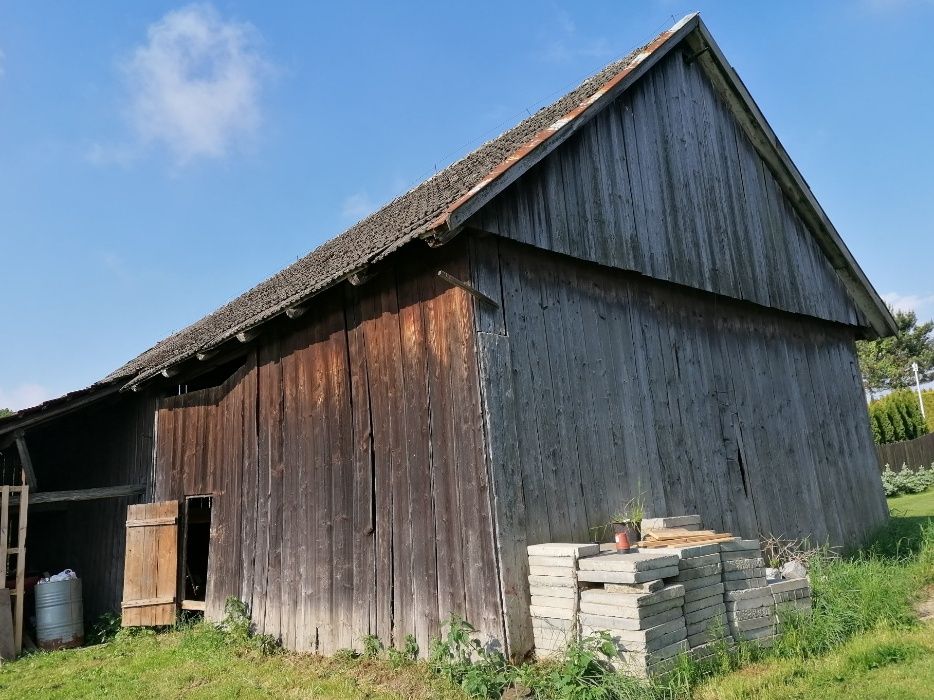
[181,495,212,611]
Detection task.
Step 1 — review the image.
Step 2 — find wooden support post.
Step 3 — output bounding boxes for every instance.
[0,487,8,586]
[13,485,27,655]
[13,433,38,491]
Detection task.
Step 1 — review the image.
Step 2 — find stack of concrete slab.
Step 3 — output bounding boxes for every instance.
[719,539,775,644]
[527,543,598,656]
[724,586,777,645]
[578,584,687,677]
[769,577,812,622]
[576,551,685,676]
[719,539,767,592]
[659,543,731,651]
[641,514,703,532]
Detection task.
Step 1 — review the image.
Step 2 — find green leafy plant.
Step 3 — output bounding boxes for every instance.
[428,617,513,698]
[361,633,384,659]
[89,612,122,645]
[217,597,279,655]
[387,634,420,667]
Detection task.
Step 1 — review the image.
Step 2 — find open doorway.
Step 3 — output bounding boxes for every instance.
[181,495,212,612]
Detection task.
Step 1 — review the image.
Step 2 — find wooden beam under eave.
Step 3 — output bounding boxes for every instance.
[10,484,145,505]
[285,305,307,319]
[13,433,38,490]
[236,329,258,343]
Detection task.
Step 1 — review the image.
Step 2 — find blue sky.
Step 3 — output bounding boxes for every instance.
[1,1,932,409]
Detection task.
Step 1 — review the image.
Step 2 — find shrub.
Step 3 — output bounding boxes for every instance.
[882,463,934,497]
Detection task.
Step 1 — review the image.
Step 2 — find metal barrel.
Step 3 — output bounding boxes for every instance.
[35,578,84,650]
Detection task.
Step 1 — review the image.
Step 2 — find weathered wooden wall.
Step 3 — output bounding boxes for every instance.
[153,241,504,655]
[471,237,887,655]
[24,395,157,620]
[468,50,865,330]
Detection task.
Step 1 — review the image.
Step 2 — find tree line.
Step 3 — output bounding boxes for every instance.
[858,309,934,445]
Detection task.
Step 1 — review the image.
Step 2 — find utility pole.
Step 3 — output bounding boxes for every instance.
[912,361,926,419]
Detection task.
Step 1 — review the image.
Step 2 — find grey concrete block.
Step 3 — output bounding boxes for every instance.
[722,568,765,581]
[719,539,761,553]
[577,551,680,573]
[580,584,685,608]
[683,593,725,614]
[605,579,665,594]
[577,566,680,584]
[641,515,702,530]
[769,578,811,593]
[723,578,767,592]
[529,565,577,578]
[528,555,576,568]
[586,624,688,654]
[528,543,600,558]
[678,553,722,569]
[529,605,575,620]
[676,563,722,581]
[722,558,766,572]
[684,603,726,626]
[683,582,725,604]
[529,585,576,599]
[577,605,684,631]
[727,606,773,621]
[579,596,683,621]
[724,586,773,603]
[579,617,686,643]
[681,574,723,591]
[650,542,721,558]
[530,595,576,610]
[528,575,576,588]
[532,616,575,631]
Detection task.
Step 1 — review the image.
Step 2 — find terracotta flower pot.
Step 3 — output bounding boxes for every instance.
[613,522,641,546]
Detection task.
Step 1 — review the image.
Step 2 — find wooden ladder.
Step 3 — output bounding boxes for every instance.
[0,485,29,656]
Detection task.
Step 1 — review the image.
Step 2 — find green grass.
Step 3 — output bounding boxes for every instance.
[693,624,934,700]
[2,489,933,700]
[0,623,467,700]
[694,489,934,700]
[889,488,934,518]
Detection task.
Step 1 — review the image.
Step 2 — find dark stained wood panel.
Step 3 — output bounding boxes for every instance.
[474,240,887,656]
[468,51,865,330]
[152,239,503,656]
[23,393,158,622]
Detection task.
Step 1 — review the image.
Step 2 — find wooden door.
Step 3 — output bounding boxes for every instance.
[121,501,179,626]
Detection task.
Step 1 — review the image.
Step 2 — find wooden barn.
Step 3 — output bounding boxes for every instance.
[0,14,894,659]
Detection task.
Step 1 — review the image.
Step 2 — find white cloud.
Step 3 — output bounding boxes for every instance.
[118,3,268,164]
[882,291,934,320]
[341,192,376,221]
[0,384,51,412]
[537,9,613,64]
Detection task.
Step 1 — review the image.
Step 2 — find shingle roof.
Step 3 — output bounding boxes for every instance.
[105,19,692,389]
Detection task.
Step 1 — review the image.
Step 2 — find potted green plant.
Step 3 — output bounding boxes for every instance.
[611,493,645,546]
